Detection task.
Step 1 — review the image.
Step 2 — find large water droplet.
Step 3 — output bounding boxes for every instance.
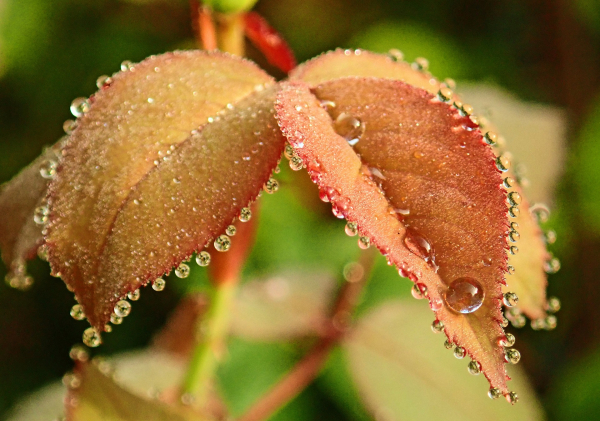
[333,113,365,146]
[444,277,485,314]
[484,131,498,146]
[82,327,101,347]
[195,251,211,267]
[508,191,522,206]
[114,300,131,317]
[120,60,134,72]
[499,333,516,347]
[175,263,190,278]
[214,235,231,252]
[70,97,90,118]
[70,304,85,320]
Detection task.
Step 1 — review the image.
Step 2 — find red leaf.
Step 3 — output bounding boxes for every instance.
[46,51,285,331]
[275,79,513,395]
[244,12,297,74]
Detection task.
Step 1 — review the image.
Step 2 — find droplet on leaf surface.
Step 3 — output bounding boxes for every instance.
[444,277,485,314]
[82,327,101,347]
[114,300,131,317]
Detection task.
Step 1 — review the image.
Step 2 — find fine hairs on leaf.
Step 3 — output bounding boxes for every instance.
[0,8,557,417]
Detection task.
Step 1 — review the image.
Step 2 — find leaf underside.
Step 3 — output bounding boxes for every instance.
[291,49,552,321]
[275,78,511,393]
[46,51,285,330]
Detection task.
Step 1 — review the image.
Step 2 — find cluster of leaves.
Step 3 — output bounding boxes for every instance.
[0,19,555,418]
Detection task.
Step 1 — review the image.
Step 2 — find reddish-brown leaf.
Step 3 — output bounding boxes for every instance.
[0,142,62,281]
[275,79,512,394]
[46,51,285,331]
[244,12,297,74]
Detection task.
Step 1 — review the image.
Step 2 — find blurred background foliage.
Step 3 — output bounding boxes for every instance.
[1,0,600,420]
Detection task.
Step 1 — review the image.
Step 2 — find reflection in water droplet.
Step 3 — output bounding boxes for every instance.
[505,348,521,364]
[289,155,303,171]
[545,315,557,330]
[195,251,211,267]
[453,346,466,359]
[530,204,550,223]
[444,277,485,314]
[96,75,112,89]
[153,278,166,291]
[411,283,428,299]
[114,300,131,317]
[404,228,435,265]
[226,225,237,236]
[120,60,134,72]
[175,263,190,278]
[284,144,295,160]
[431,319,444,333]
[388,49,404,62]
[544,257,561,274]
[500,333,516,347]
[34,206,49,225]
[508,191,522,206]
[70,304,85,320]
[437,87,453,102]
[488,388,501,400]
[412,57,429,71]
[484,131,498,146]
[507,265,516,275]
[444,340,454,350]
[468,361,481,375]
[503,292,519,307]
[239,207,252,222]
[509,206,520,218]
[547,297,561,313]
[214,235,232,252]
[82,327,101,347]
[110,314,123,325]
[544,230,557,244]
[503,177,515,189]
[263,178,279,194]
[496,155,511,172]
[509,246,519,255]
[345,222,358,236]
[63,119,78,134]
[127,289,140,301]
[333,113,365,146]
[358,236,370,249]
[40,160,57,179]
[507,392,519,405]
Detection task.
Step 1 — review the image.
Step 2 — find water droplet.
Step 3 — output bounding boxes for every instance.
[484,131,498,146]
[34,206,49,225]
[70,97,90,118]
[503,292,519,307]
[544,257,561,274]
[507,265,516,275]
[530,204,550,223]
[511,314,527,328]
[444,340,454,349]
[459,103,473,116]
[500,333,516,347]
[505,348,521,364]
[196,251,211,267]
[104,324,113,333]
[496,155,511,172]
[239,207,252,222]
[488,388,501,400]
[319,100,336,110]
[127,289,140,301]
[545,314,557,330]
[503,177,515,188]
[63,119,78,135]
[454,346,466,359]
[507,391,519,405]
[345,222,358,236]
[358,236,370,249]
[38,244,49,261]
[214,235,231,252]
[110,314,123,325]
[40,159,57,179]
[120,60,134,72]
[431,319,444,333]
[388,49,404,61]
[501,316,509,327]
[263,178,279,194]
[468,360,481,375]
[509,246,519,255]
[153,278,166,291]
[175,263,190,278]
[508,192,522,207]
[544,230,557,244]
[437,87,453,102]
[63,372,81,389]
[430,297,443,311]
[509,206,520,218]
[284,144,295,160]
[444,277,485,314]
[343,262,364,283]
[82,327,101,347]
[70,304,85,320]
[225,225,237,236]
[411,283,428,299]
[96,75,112,89]
[333,113,365,146]
[289,155,304,171]
[547,296,561,313]
[404,228,435,265]
[412,57,429,71]
[413,151,424,159]
[531,318,545,330]
[114,300,131,317]
[69,344,89,362]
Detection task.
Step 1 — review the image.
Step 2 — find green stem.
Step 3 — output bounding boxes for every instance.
[181,280,237,403]
[217,12,245,57]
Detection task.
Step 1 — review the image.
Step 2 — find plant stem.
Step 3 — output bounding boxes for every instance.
[237,247,378,421]
[217,12,245,57]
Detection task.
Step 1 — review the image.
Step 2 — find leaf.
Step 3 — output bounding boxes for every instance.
[275,78,512,394]
[244,12,297,74]
[0,142,61,279]
[46,51,285,331]
[344,301,546,420]
[67,356,207,421]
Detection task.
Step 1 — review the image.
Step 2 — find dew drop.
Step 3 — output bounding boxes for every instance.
[453,346,466,359]
[196,251,211,267]
[226,225,237,236]
[430,297,443,311]
[545,314,557,330]
[82,327,101,347]
[503,177,515,189]
[69,345,89,362]
[412,57,429,71]
[96,75,112,89]
[547,296,561,313]
[505,348,521,364]
[110,314,123,325]
[70,97,90,118]
[345,221,358,236]
[530,204,550,223]
[289,155,304,171]
[484,131,498,146]
[411,283,428,299]
[437,87,453,102]
[468,360,481,375]
[488,388,502,400]
[507,391,519,405]
[444,277,485,314]
[507,265,516,275]
[503,292,519,307]
[127,289,140,301]
[531,318,545,330]
[431,319,444,333]
[70,304,85,321]
[63,372,81,389]
[404,228,434,264]
[496,155,511,172]
[40,160,57,179]
[444,340,454,350]
[508,191,522,206]
[34,206,49,225]
[153,278,166,291]
[388,48,404,61]
[544,230,557,244]
[175,263,190,278]
[284,144,295,160]
[63,119,78,135]
[120,60,134,72]
[38,244,49,261]
[500,333,516,347]
[263,178,279,194]
[239,207,252,222]
[333,113,365,146]
[358,236,370,249]
[511,314,527,328]
[509,206,520,218]
[544,257,561,274]
[114,300,131,317]
[509,246,519,255]
[104,324,113,333]
[501,316,509,327]
[214,235,231,252]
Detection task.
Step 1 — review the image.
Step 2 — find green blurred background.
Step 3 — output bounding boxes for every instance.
[1,0,600,420]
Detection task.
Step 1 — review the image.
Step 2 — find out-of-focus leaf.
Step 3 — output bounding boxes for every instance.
[350,21,472,79]
[276,77,511,393]
[5,383,65,421]
[547,347,600,420]
[46,51,285,331]
[244,12,297,74]
[231,270,335,340]
[459,84,566,205]
[0,142,61,278]
[574,97,600,235]
[345,301,546,421]
[574,0,600,35]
